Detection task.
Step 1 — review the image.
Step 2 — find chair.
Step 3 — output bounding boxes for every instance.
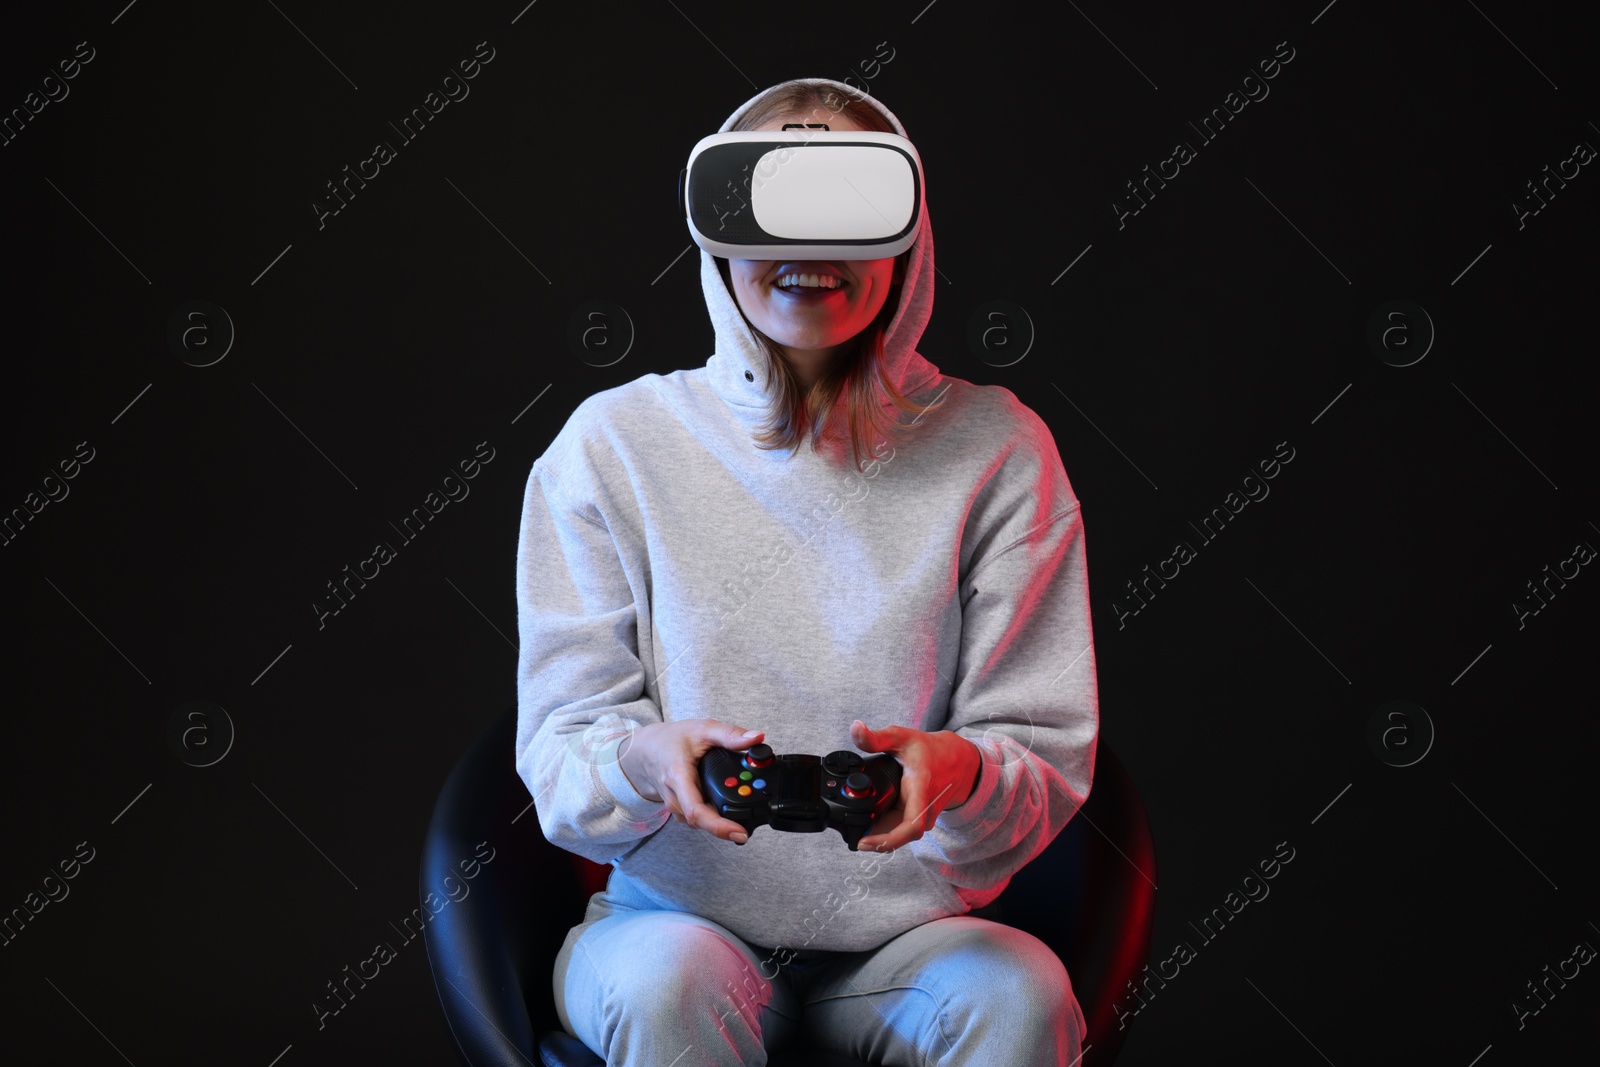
[421,704,1157,1067]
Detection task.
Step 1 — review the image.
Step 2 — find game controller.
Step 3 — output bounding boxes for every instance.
[698,743,903,851]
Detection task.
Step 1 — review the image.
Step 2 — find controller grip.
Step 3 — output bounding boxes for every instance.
[825,752,902,851]
[698,747,769,837]
[838,822,872,851]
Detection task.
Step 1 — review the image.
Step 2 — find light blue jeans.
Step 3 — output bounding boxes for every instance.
[553,890,1086,1066]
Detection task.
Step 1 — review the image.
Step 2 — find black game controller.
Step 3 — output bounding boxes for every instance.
[699,743,903,851]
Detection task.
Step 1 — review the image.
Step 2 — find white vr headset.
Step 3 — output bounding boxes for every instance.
[679,127,924,260]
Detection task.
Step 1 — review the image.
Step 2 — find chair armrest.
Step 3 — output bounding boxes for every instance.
[422,704,592,1065]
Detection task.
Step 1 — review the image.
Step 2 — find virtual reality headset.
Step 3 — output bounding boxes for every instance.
[679,128,924,260]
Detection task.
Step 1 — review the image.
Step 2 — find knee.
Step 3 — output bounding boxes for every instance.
[598,921,770,1024]
[937,922,1076,1032]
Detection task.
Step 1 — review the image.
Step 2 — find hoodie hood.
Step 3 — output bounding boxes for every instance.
[700,77,942,440]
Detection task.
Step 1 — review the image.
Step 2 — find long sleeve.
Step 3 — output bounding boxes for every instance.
[514,458,671,866]
[916,418,1100,905]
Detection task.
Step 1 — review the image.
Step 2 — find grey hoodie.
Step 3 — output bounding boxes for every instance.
[515,77,1098,954]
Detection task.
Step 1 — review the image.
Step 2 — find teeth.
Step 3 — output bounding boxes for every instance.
[777,273,841,290]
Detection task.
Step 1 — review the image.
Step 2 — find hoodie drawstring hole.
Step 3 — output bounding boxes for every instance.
[745,370,754,382]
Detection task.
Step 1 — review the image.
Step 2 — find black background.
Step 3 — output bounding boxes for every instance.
[2,1,1595,1063]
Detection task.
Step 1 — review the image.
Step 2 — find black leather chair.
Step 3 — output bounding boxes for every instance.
[421,704,1157,1067]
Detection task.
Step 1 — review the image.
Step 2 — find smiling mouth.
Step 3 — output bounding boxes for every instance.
[773,273,847,297]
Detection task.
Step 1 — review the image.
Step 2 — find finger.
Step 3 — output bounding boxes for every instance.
[661,777,699,828]
[853,720,899,753]
[709,719,765,750]
[859,781,919,852]
[857,805,905,852]
[668,774,748,841]
[659,780,687,824]
[875,776,935,851]
[907,779,955,834]
[908,777,953,831]
[731,726,765,749]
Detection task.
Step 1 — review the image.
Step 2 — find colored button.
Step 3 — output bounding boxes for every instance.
[739,771,753,781]
[752,779,766,790]
[737,785,753,797]
[826,780,836,788]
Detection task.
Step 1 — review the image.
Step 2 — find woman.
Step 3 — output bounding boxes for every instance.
[516,76,1099,1066]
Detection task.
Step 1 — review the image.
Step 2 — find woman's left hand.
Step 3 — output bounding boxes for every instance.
[850,720,982,853]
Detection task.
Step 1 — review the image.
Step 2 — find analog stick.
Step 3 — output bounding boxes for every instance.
[843,771,874,798]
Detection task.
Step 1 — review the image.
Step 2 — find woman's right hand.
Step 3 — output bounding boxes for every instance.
[618,718,765,843]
